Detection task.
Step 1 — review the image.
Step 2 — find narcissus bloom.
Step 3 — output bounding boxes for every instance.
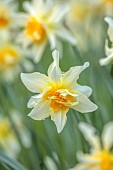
[15,0,76,63]
[0,32,33,82]
[0,112,31,158]
[21,50,97,133]
[99,17,113,66]
[0,0,17,30]
[70,122,113,170]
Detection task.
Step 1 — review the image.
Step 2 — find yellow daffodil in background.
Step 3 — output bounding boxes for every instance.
[0,0,17,30]
[21,50,97,133]
[70,122,113,170]
[0,112,31,159]
[0,31,33,82]
[15,0,76,63]
[99,17,113,66]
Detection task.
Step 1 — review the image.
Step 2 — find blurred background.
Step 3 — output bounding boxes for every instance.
[0,0,113,169]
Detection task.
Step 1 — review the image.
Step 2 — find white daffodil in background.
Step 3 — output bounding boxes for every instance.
[0,32,33,82]
[15,0,76,63]
[69,122,113,170]
[0,0,17,30]
[99,17,113,66]
[0,112,31,159]
[21,50,97,133]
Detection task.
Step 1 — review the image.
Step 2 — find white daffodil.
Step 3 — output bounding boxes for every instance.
[0,112,31,159]
[99,17,113,66]
[21,50,97,133]
[14,0,76,63]
[0,0,17,30]
[69,122,113,170]
[0,32,33,82]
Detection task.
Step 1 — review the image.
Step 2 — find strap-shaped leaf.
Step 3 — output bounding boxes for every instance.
[0,152,28,170]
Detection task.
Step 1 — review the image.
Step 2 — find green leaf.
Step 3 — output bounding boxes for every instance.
[0,152,28,170]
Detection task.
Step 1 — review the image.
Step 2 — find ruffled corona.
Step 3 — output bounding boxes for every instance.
[0,7,10,28]
[0,44,20,71]
[25,17,46,43]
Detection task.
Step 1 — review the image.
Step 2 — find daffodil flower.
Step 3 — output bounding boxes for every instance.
[21,50,97,133]
[14,0,76,63]
[0,0,17,30]
[70,122,113,170]
[0,112,31,158]
[99,17,113,66]
[0,32,33,82]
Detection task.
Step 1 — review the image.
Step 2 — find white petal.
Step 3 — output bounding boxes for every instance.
[27,94,43,108]
[48,50,62,82]
[48,33,57,50]
[105,40,113,56]
[75,84,92,97]
[21,72,48,93]
[79,122,101,151]
[69,163,89,170]
[63,62,89,89]
[56,27,77,45]
[99,53,113,66]
[5,138,21,159]
[33,43,46,63]
[77,151,101,163]
[51,110,68,133]
[23,1,36,15]
[102,122,113,150]
[49,5,69,23]
[16,31,32,49]
[11,13,29,26]
[99,41,113,66]
[28,100,50,120]
[105,17,113,42]
[72,94,98,113]
[69,162,100,170]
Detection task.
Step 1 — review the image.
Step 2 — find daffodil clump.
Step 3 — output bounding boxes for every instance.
[70,122,113,170]
[0,0,113,170]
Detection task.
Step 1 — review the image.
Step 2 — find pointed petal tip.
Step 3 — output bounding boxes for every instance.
[84,62,90,68]
[99,58,107,66]
[104,16,113,25]
[52,49,59,58]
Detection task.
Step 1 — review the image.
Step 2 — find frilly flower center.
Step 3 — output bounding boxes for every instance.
[0,45,20,70]
[92,151,113,170]
[43,88,79,112]
[25,17,46,43]
[104,0,113,3]
[0,8,10,28]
